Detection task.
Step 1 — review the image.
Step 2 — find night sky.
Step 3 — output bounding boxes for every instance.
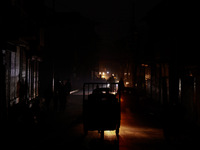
[44,0,163,55]
[51,0,162,37]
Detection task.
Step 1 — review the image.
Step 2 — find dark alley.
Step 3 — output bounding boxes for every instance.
[2,88,199,149]
[1,0,200,149]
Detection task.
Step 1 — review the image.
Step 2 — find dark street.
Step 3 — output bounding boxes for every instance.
[3,89,199,150]
[1,1,200,149]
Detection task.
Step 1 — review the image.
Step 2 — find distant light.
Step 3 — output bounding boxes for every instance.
[102,72,105,75]
[126,82,129,85]
[141,64,148,67]
[110,92,117,95]
[99,72,101,75]
[145,74,151,80]
[107,71,109,74]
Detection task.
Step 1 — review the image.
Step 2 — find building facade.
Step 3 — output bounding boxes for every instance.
[133,0,200,127]
[0,0,45,122]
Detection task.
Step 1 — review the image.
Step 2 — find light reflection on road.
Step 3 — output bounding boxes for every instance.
[70,89,166,150]
[102,111,164,141]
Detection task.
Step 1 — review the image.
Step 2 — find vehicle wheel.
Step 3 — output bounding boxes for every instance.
[116,128,119,137]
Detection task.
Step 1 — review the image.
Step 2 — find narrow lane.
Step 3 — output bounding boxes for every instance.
[20,89,176,149]
[35,89,170,149]
[3,89,177,150]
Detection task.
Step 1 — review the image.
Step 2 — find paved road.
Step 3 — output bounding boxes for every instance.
[31,90,170,150]
[4,89,197,149]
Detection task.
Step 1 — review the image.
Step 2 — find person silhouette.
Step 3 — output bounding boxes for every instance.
[119,77,125,92]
